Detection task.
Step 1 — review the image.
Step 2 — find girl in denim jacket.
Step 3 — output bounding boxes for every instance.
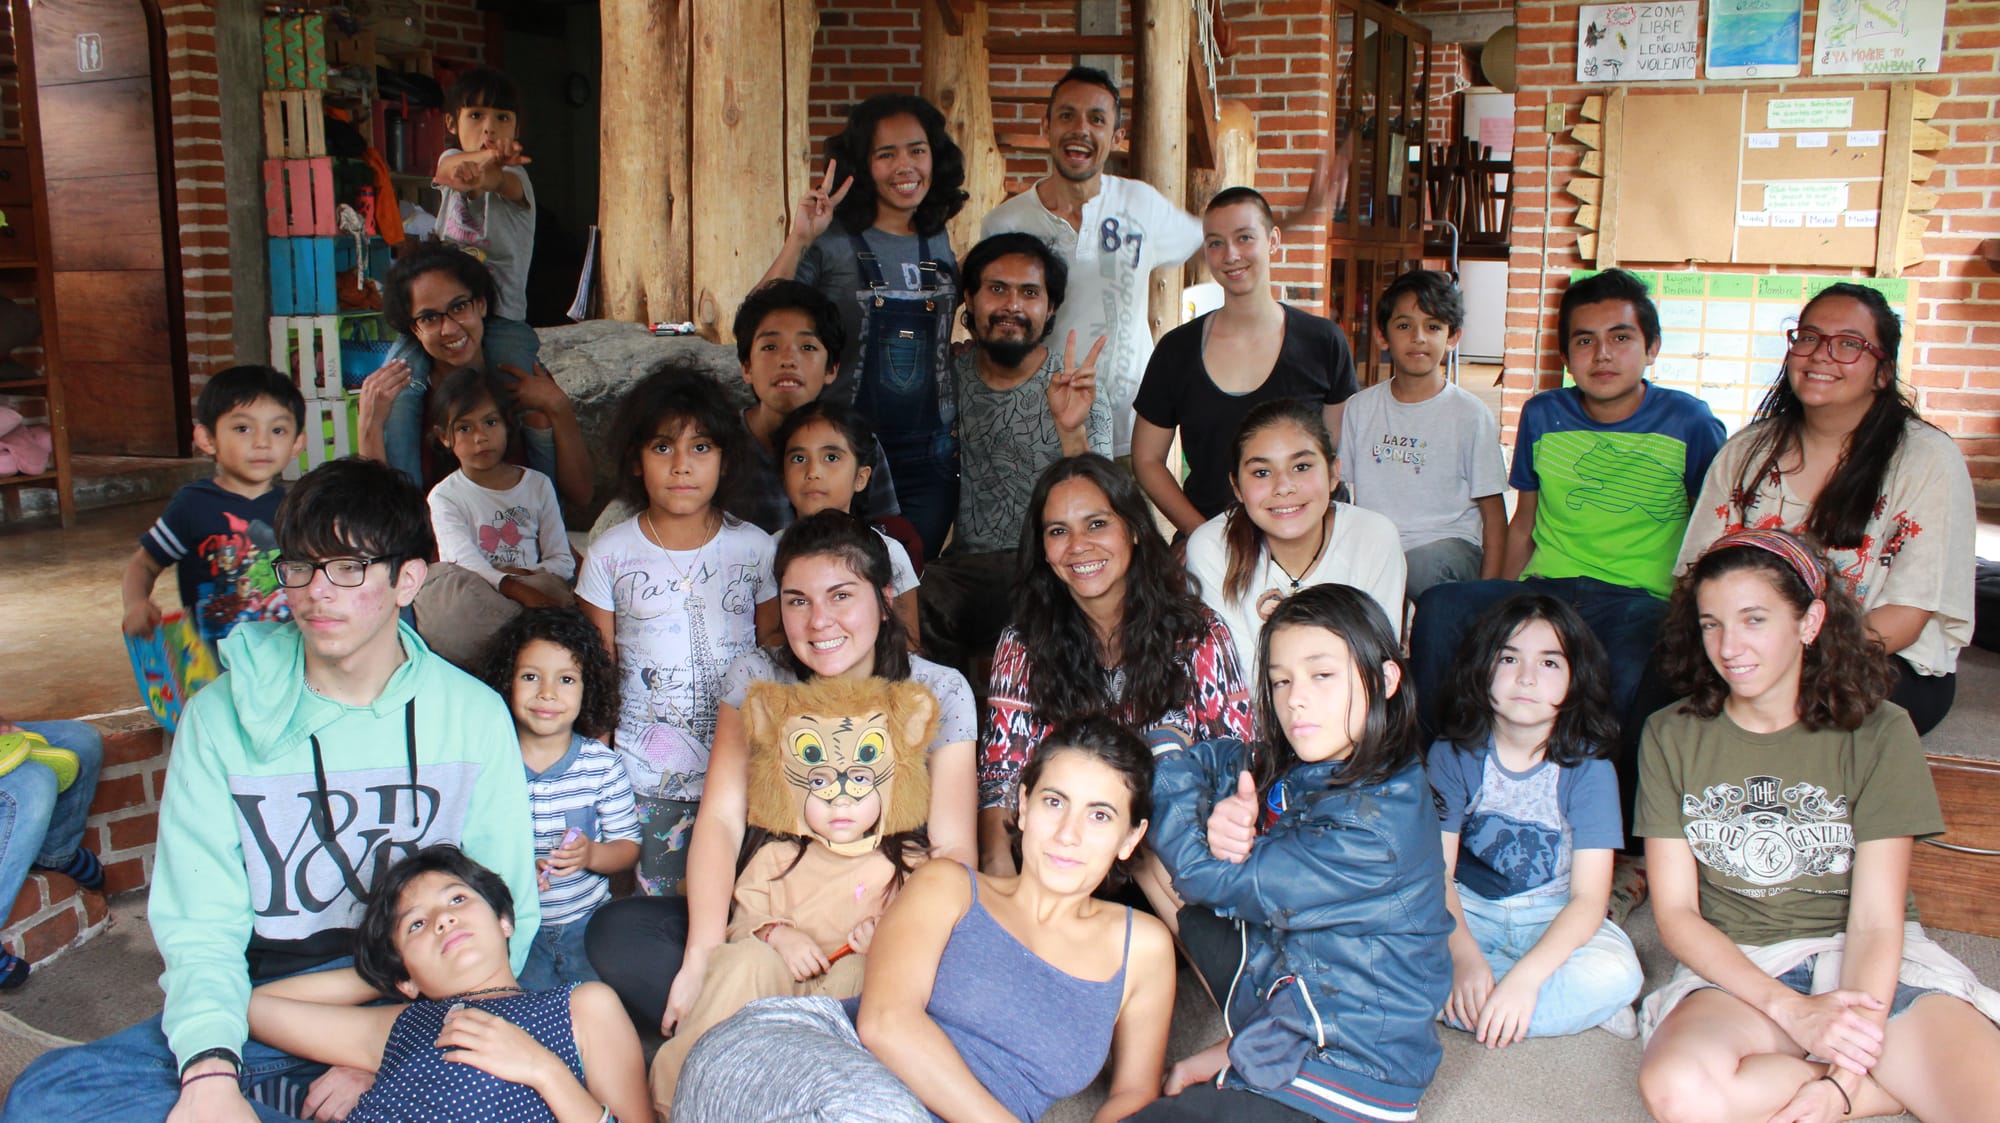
[1136,584,1452,1123]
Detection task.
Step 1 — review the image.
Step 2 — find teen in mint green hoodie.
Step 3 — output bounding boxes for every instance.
[2,458,540,1123]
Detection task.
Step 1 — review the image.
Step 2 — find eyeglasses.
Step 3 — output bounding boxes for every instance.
[274,556,393,588]
[1785,328,1885,365]
[410,295,480,333]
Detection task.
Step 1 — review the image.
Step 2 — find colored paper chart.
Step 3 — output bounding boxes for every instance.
[1568,269,1913,435]
[125,611,223,733]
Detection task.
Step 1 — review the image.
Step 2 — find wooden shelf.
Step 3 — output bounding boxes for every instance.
[0,377,47,391]
[0,469,58,488]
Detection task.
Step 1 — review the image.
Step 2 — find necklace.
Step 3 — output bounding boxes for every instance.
[1270,508,1332,593]
[643,507,712,594]
[440,984,524,1005]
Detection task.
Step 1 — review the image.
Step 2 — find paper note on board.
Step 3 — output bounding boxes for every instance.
[1771,213,1804,228]
[1738,211,1771,227]
[1577,1,1700,82]
[1845,210,1879,228]
[1795,132,1829,148]
[1764,182,1849,213]
[1766,97,1854,130]
[1847,130,1883,146]
[1746,133,1780,149]
[1815,0,1945,76]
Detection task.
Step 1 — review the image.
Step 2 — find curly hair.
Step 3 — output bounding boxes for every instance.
[1731,283,1925,550]
[1438,593,1619,767]
[1011,454,1209,729]
[382,242,498,338]
[609,361,751,517]
[479,607,619,741]
[1659,535,1896,731]
[828,94,968,239]
[1252,584,1420,793]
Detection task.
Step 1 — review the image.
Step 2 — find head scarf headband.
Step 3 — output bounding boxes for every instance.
[1702,528,1827,599]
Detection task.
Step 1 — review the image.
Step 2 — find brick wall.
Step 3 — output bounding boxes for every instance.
[2,719,166,970]
[1492,2,2000,492]
[805,0,1337,303]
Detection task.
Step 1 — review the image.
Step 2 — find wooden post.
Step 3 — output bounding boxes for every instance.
[599,0,689,323]
[690,0,813,341]
[921,0,1001,257]
[1191,99,1256,209]
[1137,0,1189,339]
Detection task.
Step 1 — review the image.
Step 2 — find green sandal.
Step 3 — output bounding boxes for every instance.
[0,732,80,792]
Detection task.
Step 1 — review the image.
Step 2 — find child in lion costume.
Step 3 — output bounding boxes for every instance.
[649,674,937,1119]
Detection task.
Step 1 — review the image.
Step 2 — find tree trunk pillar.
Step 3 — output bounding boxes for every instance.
[1137,0,1189,339]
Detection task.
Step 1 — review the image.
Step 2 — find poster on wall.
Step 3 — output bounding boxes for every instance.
[1577,3,1700,82]
[1814,0,1945,75]
[1705,0,1804,79]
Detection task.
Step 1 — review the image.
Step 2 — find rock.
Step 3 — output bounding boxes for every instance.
[534,320,748,523]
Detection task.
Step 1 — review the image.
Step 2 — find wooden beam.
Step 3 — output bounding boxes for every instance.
[986,33,1131,56]
[1186,44,1217,171]
[930,0,967,37]
[690,0,802,341]
[1580,150,1602,176]
[1571,123,1602,150]
[1566,177,1601,205]
[1575,203,1599,231]
[1595,88,1624,268]
[1191,98,1256,208]
[1580,95,1604,122]
[599,0,689,323]
[923,0,1000,257]
[1136,0,1188,340]
[1876,82,1915,278]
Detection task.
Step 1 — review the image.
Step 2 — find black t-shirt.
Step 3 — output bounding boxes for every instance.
[1133,303,1358,520]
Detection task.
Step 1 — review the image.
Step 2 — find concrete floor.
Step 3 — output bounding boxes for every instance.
[0,501,179,721]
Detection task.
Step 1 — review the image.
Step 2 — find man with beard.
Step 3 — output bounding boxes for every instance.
[920,232,1110,680]
[979,67,1201,466]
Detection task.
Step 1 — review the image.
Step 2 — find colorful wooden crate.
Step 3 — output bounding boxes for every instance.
[262,14,327,91]
[267,238,337,316]
[260,90,326,160]
[261,157,335,237]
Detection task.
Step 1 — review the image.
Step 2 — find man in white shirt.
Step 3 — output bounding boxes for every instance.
[980,67,1203,460]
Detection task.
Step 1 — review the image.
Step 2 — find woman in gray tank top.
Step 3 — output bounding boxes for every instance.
[672,719,1178,1122]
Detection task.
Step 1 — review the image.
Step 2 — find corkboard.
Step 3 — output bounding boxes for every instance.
[1608,88,1891,268]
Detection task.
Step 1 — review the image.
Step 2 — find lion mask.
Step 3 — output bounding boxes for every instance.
[741,676,937,856]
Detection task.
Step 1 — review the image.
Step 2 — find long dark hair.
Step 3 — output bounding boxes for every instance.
[1660,534,1895,731]
[1734,284,1923,550]
[1011,454,1209,727]
[1439,594,1618,766]
[1017,717,1154,891]
[479,608,620,741]
[770,510,911,681]
[1223,398,1336,602]
[829,94,968,239]
[354,844,513,995]
[1252,584,1420,795]
[382,242,498,338]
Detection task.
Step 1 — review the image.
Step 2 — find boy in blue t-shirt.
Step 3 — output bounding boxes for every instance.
[121,365,307,646]
[1410,269,1725,741]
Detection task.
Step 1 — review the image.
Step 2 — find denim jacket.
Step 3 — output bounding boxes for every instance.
[1152,736,1453,1108]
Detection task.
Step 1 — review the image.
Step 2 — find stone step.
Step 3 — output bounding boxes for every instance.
[2,714,167,970]
[1910,753,2000,938]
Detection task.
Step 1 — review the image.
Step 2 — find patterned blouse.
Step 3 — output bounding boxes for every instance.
[977,609,1255,809]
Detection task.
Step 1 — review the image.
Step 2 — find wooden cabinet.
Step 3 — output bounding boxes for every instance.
[0,0,74,524]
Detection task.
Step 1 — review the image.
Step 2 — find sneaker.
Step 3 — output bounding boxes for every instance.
[0,951,28,991]
[1598,1004,1639,1039]
[1607,854,1648,926]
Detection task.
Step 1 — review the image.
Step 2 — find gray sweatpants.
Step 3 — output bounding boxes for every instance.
[674,997,928,1123]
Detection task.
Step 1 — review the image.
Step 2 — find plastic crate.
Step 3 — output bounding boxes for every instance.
[340,339,397,389]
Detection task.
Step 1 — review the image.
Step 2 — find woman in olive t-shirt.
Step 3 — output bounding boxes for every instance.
[1633,529,2000,1123]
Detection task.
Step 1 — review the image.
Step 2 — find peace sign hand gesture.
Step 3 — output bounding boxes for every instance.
[788,160,853,248]
[1047,330,1105,442]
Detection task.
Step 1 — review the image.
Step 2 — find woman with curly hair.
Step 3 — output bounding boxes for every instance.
[1635,529,2000,1123]
[479,608,640,990]
[977,456,1254,906]
[1676,283,1974,733]
[761,93,970,558]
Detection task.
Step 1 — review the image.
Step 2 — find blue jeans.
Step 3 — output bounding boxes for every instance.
[1448,888,1643,1038]
[518,916,599,990]
[879,440,958,562]
[0,958,355,1122]
[3,721,104,913]
[1410,576,1668,738]
[382,316,547,487]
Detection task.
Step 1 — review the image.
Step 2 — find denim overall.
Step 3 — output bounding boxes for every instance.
[849,231,958,559]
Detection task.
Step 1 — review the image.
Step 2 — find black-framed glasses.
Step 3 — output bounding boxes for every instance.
[1785,328,1885,365]
[274,556,393,588]
[411,295,480,333]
